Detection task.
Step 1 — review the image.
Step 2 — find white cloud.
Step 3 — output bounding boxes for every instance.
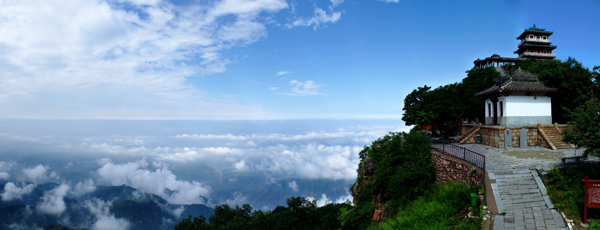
[307,194,352,207]
[378,0,399,2]
[0,172,9,180]
[288,180,299,192]
[284,80,324,96]
[85,199,131,230]
[37,184,70,215]
[225,191,248,207]
[0,161,15,171]
[287,7,342,30]
[97,159,212,205]
[72,179,97,196]
[331,0,345,7]
[234,160,250,172]
[1,182,37,201]
[276,71,290,75]
[268,87,279,90]
[22,164,56,182]
[0,0,297,119]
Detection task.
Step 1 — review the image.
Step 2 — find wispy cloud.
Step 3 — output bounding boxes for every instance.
[286,7,342,30]
[283,80,324,96]
[331,0,345,7]
[0,0,294,119]
[268,87,279,90]
[277,71,290,75]
[378,0,399,2]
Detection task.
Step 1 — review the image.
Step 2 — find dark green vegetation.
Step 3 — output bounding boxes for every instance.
[507,58,600,124]
[339,128,481,229]
[561,97,600,158]
[368,182,482,230]
[402,67,497,136]
[0,182,213,230]
[403,58,600,133]
[546,164,600,226]
[174,196,351,230]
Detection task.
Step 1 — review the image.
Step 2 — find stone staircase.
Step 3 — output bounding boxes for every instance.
[540,126,571,149]
[490,169,567,229]
[457,124,480,144]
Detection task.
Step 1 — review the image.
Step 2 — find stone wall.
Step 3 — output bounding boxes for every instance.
[431,150,484,187]
[479,127,503,148]
[505,127,538,147]
[460,124,568,149]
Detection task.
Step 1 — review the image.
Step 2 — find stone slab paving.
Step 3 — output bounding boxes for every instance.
[490,169,567,230]
[452,144,598,230]
[439,143,600,229]
[457,144,598,171]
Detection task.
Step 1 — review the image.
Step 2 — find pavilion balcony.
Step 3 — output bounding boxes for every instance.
[518,38,552,47]
[519,52,556,58]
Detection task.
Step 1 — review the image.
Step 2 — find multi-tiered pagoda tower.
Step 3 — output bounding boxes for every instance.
[473,25,558,69]
[514,24,556,59]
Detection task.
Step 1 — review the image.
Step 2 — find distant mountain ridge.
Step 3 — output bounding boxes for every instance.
[0,180,213,230]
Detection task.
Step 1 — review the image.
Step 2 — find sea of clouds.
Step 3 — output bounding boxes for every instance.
[0,120,409,228]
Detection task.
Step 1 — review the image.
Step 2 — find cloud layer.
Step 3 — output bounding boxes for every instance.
[97,159,212,205]
[0,0,346,120]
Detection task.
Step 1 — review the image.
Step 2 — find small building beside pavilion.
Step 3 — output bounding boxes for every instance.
[475,68,557,126]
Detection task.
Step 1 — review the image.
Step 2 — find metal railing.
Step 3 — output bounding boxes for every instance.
[432,141,485,171]
[432,140,487,199]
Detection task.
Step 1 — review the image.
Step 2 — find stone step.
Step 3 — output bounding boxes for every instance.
[499,188,540,195]
[497,181,538,187]
[494,173,532,179]
[502,196,544,204]
[496,177,534,184]
[498,184,539,191]
[493,170,531,175]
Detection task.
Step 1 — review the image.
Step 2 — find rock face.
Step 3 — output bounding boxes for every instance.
[351,155,387,222]
[431,151,484,187]
[351,156,373,206]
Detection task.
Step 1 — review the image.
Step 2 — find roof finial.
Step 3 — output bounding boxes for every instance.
[533,23,536,28]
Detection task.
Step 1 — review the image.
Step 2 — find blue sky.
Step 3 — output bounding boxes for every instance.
[0,0,598,120]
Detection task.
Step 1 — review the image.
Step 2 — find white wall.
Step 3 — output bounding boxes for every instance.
[498,96,506,117]
[485,99,492,117]
[505,95,551,116]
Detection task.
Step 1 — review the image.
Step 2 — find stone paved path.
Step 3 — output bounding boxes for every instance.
[452,144,589,230]
[439,143,600,229]
[458,144,586,171]
[490,169,566,230]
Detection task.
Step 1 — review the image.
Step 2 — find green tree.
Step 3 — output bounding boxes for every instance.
[460,67,498,121]
[561,97,600,158]
[402,85,431,126]
[340,129,434,229]
[174,196,350,230]
[514,57,596,123]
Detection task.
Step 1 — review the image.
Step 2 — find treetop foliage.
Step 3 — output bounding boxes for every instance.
[340,129,434,229]
[174,196,351,230]
[403,57,600,127]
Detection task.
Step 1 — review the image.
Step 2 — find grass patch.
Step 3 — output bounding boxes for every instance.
[368,182,481,230]
[546,163,600,227]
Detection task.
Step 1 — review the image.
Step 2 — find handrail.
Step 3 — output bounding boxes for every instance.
[432,141,485,171]
[458,123,480,144]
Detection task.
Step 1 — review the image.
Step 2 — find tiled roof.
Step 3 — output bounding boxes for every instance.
[475,68,558,97]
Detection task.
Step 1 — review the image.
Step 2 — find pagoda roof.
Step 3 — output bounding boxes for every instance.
[475,68,557,97]
[517,25,553,39]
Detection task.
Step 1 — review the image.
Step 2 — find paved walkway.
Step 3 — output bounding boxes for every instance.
[453,144,597,230]
[490,169,566,230]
